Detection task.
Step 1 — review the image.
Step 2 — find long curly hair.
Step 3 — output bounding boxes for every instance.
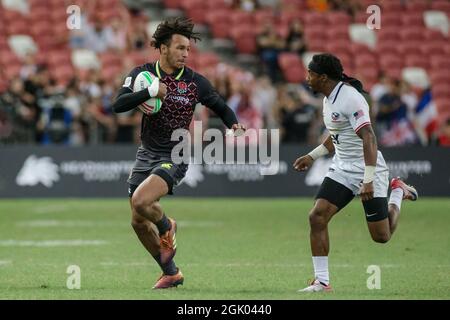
[151,17,201,49]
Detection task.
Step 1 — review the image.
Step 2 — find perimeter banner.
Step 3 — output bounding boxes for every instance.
[0,145,448,197]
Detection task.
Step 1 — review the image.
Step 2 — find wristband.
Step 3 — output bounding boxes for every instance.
[307,144,329,160]
[363,165,376,183]
[147,77,160,97]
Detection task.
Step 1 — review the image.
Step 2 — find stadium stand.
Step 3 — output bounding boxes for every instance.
[0,0,449,147]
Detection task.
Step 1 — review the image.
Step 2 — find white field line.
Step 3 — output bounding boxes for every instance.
[99,262,148,266]
[17,220,121,228]
[0,240,108,247]
[31,203,119,214]
[0,260,12,266]
[16,220,223,228]
[31,204,70,214]
[96,262,410,268]
[10,261,449,268]
[177,221,223,227]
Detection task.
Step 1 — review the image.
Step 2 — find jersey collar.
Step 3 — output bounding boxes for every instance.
[327,81,344,104]
[155,60,184,80]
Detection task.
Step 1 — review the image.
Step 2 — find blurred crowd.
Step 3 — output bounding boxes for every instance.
[4,58,448,147]
[1,0,449,147]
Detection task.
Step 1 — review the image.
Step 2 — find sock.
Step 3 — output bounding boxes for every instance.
[155,214,171,236]
[154,254,178,275]
[388,188,404,211]
[312,256,329,285]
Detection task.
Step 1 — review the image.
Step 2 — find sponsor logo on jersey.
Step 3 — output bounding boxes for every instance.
[166,95,190,105]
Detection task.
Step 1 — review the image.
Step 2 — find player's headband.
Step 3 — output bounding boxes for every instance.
[308,61,341,80]
[308,60,367,93]
[308,60,324,74]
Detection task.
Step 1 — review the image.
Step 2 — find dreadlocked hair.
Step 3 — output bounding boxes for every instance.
[312,53,367,93]
[151,17,201,49]
[312,53,343,81]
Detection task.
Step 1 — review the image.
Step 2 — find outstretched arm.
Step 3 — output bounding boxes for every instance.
[206,98,239,129]
[197,74,245,132]
[293,134,334,172]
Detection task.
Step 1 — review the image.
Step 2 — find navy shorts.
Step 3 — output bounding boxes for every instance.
[127,146,188,197]
[316,177,388,222]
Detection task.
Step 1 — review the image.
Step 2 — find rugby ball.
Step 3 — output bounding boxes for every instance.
[133,71,162,114]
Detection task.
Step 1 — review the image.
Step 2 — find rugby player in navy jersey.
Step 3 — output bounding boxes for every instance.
[112,17,245,289]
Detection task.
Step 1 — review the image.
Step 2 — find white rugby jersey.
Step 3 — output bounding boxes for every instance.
[322,81,371,161]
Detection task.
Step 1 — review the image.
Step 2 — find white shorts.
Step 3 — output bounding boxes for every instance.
[326,151,389,198]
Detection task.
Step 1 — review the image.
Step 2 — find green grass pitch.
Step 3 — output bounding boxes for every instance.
[0,198,449,299]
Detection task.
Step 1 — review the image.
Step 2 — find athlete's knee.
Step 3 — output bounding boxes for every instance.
[371,233,391,243]
[131,215,147,230]
[309,204,333,230]
[150,201,162,214]
[309,212,327,230]
[131,193,154,216]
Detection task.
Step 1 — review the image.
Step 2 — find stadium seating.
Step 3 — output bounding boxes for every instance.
[406,0,430,13]
[306,39,327,52]
[432,83,450,99]
[0,0,448,95]
[163,0,181,9]
[431,0,450,13]
[278,52,305,83]
[430,55,450,71]
[72,49,101,70]
[424,10,449,36]
[51,65,75,85]
[326,25,350,41]
[349,24,376,48]
[402,67,430,89]
[420,41,447,56]
[381,0,403,13]
[8,35,38,58]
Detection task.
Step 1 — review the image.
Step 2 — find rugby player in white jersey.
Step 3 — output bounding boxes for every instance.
[293,53,418,292]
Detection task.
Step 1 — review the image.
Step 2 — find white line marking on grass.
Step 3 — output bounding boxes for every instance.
[0,240,108,247]
[94,262,365,268]
[17,220,122,228]
[177,221,224,228]
[31,204,70,214]
[182,263,400,268]
[0,260,12,266]
[99,261,148,267]
[17,220,223,228]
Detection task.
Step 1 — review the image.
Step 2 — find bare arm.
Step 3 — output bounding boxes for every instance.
[356,125,377,201]
[322,134,335,155]
[293,134,334,172]
[356,125,377,167]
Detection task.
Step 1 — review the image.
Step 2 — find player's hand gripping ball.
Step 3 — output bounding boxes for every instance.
[133,71,162,115]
